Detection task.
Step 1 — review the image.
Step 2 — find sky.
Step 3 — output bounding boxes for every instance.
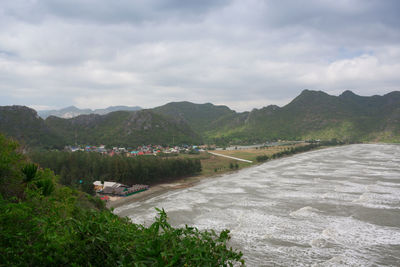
[1,0,399,112]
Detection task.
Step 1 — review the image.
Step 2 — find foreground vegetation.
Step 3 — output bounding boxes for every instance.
[0,135,244,266]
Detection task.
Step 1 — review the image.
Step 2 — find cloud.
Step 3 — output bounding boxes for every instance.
[297,53,400,95]
[0,0,399,111]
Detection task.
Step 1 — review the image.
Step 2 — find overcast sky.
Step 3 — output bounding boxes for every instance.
[1,0,399,112]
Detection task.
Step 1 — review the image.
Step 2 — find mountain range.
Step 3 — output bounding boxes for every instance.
[153,90,400,144]
[1,90,399,148]
[37,105,142,119]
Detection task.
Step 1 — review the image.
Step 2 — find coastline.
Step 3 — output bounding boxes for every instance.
[107,144,337,209]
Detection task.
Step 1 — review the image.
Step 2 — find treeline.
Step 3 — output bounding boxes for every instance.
[29,151,201,194]
[256,140,344,163]
[0,134,243,266]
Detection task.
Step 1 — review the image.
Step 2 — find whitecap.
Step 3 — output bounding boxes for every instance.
[310,238,328,248]
[290,206,321,217]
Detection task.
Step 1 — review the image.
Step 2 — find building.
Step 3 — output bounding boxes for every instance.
[93,180,149,196]
[93,181,128,192]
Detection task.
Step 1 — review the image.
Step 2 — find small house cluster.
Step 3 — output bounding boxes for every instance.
[66,144,206,156]
[93,181,149,197]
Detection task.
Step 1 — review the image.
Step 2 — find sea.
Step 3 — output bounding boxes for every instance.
[114,144,400,266]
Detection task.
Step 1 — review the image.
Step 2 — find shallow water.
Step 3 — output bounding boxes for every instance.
[114,144,400,266]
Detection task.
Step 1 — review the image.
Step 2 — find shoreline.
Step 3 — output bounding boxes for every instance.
[107,144,339,209]
[107,174,220,209]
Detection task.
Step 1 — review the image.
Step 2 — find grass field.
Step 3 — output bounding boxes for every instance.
[176,143,307,177]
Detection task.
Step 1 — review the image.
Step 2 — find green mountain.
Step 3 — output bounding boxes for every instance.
[45,109,202,147]
[0,107,202,148]
[205,90,400,143]
[153,101,236,135]
[0,106,64,149]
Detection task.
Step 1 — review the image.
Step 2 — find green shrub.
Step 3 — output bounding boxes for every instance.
[34,178,55,196]
[256,155,269,162]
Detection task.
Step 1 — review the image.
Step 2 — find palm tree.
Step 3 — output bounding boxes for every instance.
[22,163,38,183]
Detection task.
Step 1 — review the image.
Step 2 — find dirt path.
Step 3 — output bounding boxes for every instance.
[208,151,253,163]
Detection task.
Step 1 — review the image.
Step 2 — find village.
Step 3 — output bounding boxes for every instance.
[65,144,209,156]
[64,140,307,156]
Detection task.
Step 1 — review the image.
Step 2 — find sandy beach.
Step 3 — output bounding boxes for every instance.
[106,175,209,209]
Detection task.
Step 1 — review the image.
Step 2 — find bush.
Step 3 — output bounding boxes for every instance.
[256,155,270,162]
[34,177,55,196]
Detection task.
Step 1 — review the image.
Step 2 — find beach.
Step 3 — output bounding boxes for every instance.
[106,175,207,209]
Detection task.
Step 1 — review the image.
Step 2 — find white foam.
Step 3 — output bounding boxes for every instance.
[113,201,142,214]
[321,217,400,247]
[290,206,321,217]
[311,254,369,267]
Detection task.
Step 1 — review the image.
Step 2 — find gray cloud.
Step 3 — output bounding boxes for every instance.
[0,0,399,111]
[3,0,230,24]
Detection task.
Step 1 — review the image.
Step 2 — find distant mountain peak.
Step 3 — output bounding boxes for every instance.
[289,90,331,106]
[266,104,280,110]
[63,105,78,109]
[339,90,358,98]
[299,89,328,96]
[37,105,142,119]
